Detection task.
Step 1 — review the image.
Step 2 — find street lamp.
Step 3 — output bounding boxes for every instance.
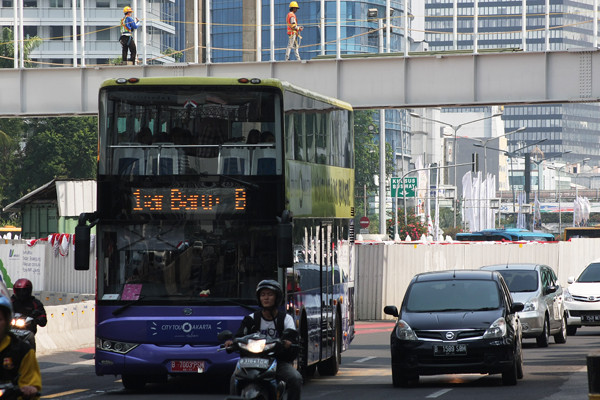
[410,111,503,228]
[471,126,525,229]
[553,157,590,235]
[532,150,572,199]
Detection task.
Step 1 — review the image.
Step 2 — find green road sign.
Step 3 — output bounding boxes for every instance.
[391,177,417,198]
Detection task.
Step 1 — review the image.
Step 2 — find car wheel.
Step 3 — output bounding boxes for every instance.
[502,357,518,386]
[553,315,567,344]
[516,343,524,379]
[536,316,550,347]
[566,325,578,336]
[392,364,418,388]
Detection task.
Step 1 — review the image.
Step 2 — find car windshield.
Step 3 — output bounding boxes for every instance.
[578,263,600,283]
[495,270,538,292]
[405,279,501,312]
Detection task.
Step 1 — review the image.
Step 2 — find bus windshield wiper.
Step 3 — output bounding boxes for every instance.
[220,175,258,190]
[112,295,146,316]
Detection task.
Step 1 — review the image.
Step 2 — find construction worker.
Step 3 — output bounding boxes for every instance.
[285,1,303,61]
[120,6,141,65]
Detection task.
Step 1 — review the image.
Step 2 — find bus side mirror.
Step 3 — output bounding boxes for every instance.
[74,212,97,271]
[277,211,293,269]
[74,225,91,270]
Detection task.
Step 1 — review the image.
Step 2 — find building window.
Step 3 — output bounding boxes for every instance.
[49,0,64,6]
[96,26,110,41]
[50,26,62,40]
[24,0,36,6]
[96,0,110,7]
[23,26,37,38]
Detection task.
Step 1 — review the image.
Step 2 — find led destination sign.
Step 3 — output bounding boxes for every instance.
[132,188,247,214]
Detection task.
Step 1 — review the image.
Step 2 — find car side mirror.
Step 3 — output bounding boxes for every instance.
[511,302,525,313]
[383,305,399,318]
[567,276,575,284]
[545,285,558,295]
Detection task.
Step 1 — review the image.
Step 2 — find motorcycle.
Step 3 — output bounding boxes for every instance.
[10,313,36,351]
[218,329,299,400]
[0,382,25,399]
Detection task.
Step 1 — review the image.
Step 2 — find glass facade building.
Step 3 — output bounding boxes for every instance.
[425,0,600,166]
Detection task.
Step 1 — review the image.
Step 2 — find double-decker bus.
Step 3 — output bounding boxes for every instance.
[74,77,355,389]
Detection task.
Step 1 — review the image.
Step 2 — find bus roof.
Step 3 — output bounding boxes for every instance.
[99,77,352,111]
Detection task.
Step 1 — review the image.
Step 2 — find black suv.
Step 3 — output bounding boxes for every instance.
[384,270,525,387]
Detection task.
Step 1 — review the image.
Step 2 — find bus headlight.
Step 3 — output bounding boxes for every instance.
[96,337,139,354]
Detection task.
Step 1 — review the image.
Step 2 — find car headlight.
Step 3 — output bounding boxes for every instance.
[96,337,139,354]
[563,288,574,302]
[523,298,538,312]
[394,320,417,341]
[483,317,507,339]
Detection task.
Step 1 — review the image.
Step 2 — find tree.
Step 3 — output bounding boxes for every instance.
[354,110,394,233]
[9,117,97,203]
[0,27,42,68]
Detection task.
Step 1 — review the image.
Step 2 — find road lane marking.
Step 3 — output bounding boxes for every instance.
[426,389,452,398]
[355,356,376,363]
[41,359,94,373]
[41,389,88,398]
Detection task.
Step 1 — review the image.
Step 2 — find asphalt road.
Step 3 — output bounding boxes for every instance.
[37,321,597,399]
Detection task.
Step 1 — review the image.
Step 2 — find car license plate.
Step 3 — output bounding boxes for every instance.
[581,314,600,323]
[238,358,271,369]
[434,344,467,356]
[169,360,206,373]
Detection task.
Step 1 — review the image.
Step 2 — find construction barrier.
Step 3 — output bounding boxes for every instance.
[35,300,95,355]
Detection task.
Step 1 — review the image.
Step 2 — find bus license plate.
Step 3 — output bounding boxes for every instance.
[433,344,467,356]
[170,360,206,373]
[238,358,271,369]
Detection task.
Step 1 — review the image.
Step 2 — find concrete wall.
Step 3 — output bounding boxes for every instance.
[355,239,600,320]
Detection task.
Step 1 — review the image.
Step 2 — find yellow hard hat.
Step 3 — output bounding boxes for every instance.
[289,1,299,9]
[123,6,133,13]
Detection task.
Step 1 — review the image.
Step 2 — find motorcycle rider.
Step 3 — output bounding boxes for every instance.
[225,279,302,400]
[10,279,47,335]
[0,295,42,399]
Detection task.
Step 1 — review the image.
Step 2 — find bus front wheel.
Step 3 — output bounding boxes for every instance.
[122,374,146,391]
[317,314,341,376]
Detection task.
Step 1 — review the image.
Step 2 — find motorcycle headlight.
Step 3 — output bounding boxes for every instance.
[483,317,507,339]
[523,298,538,312]
[95,337,139,354]
[563,288,574,302]
[11,318,26,328]
[394,320,418,341]
[240,338,267,353]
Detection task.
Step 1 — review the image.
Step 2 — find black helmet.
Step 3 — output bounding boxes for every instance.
[255,279,283,307]
[13,278,32,301]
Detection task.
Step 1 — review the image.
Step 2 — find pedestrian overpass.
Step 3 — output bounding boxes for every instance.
[1,48,599,116]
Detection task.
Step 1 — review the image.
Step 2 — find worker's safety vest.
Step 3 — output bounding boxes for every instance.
[286,12,297,35]
[120,17,132,35]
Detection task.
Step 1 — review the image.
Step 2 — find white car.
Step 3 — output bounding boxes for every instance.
[564,259,600,335]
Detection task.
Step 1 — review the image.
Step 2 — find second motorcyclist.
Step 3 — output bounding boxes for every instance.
[225,279,302,400]
[10,279,47,336]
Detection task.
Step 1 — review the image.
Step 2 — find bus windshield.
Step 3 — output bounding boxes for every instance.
[99,85,281,177]
[98,220,276,303]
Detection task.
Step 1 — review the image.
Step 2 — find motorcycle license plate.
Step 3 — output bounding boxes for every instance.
[169,360,206,373]
[238,358,271,369]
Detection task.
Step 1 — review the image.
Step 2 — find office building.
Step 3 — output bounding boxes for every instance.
[424,0,600,168]
[0,0,179,66]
